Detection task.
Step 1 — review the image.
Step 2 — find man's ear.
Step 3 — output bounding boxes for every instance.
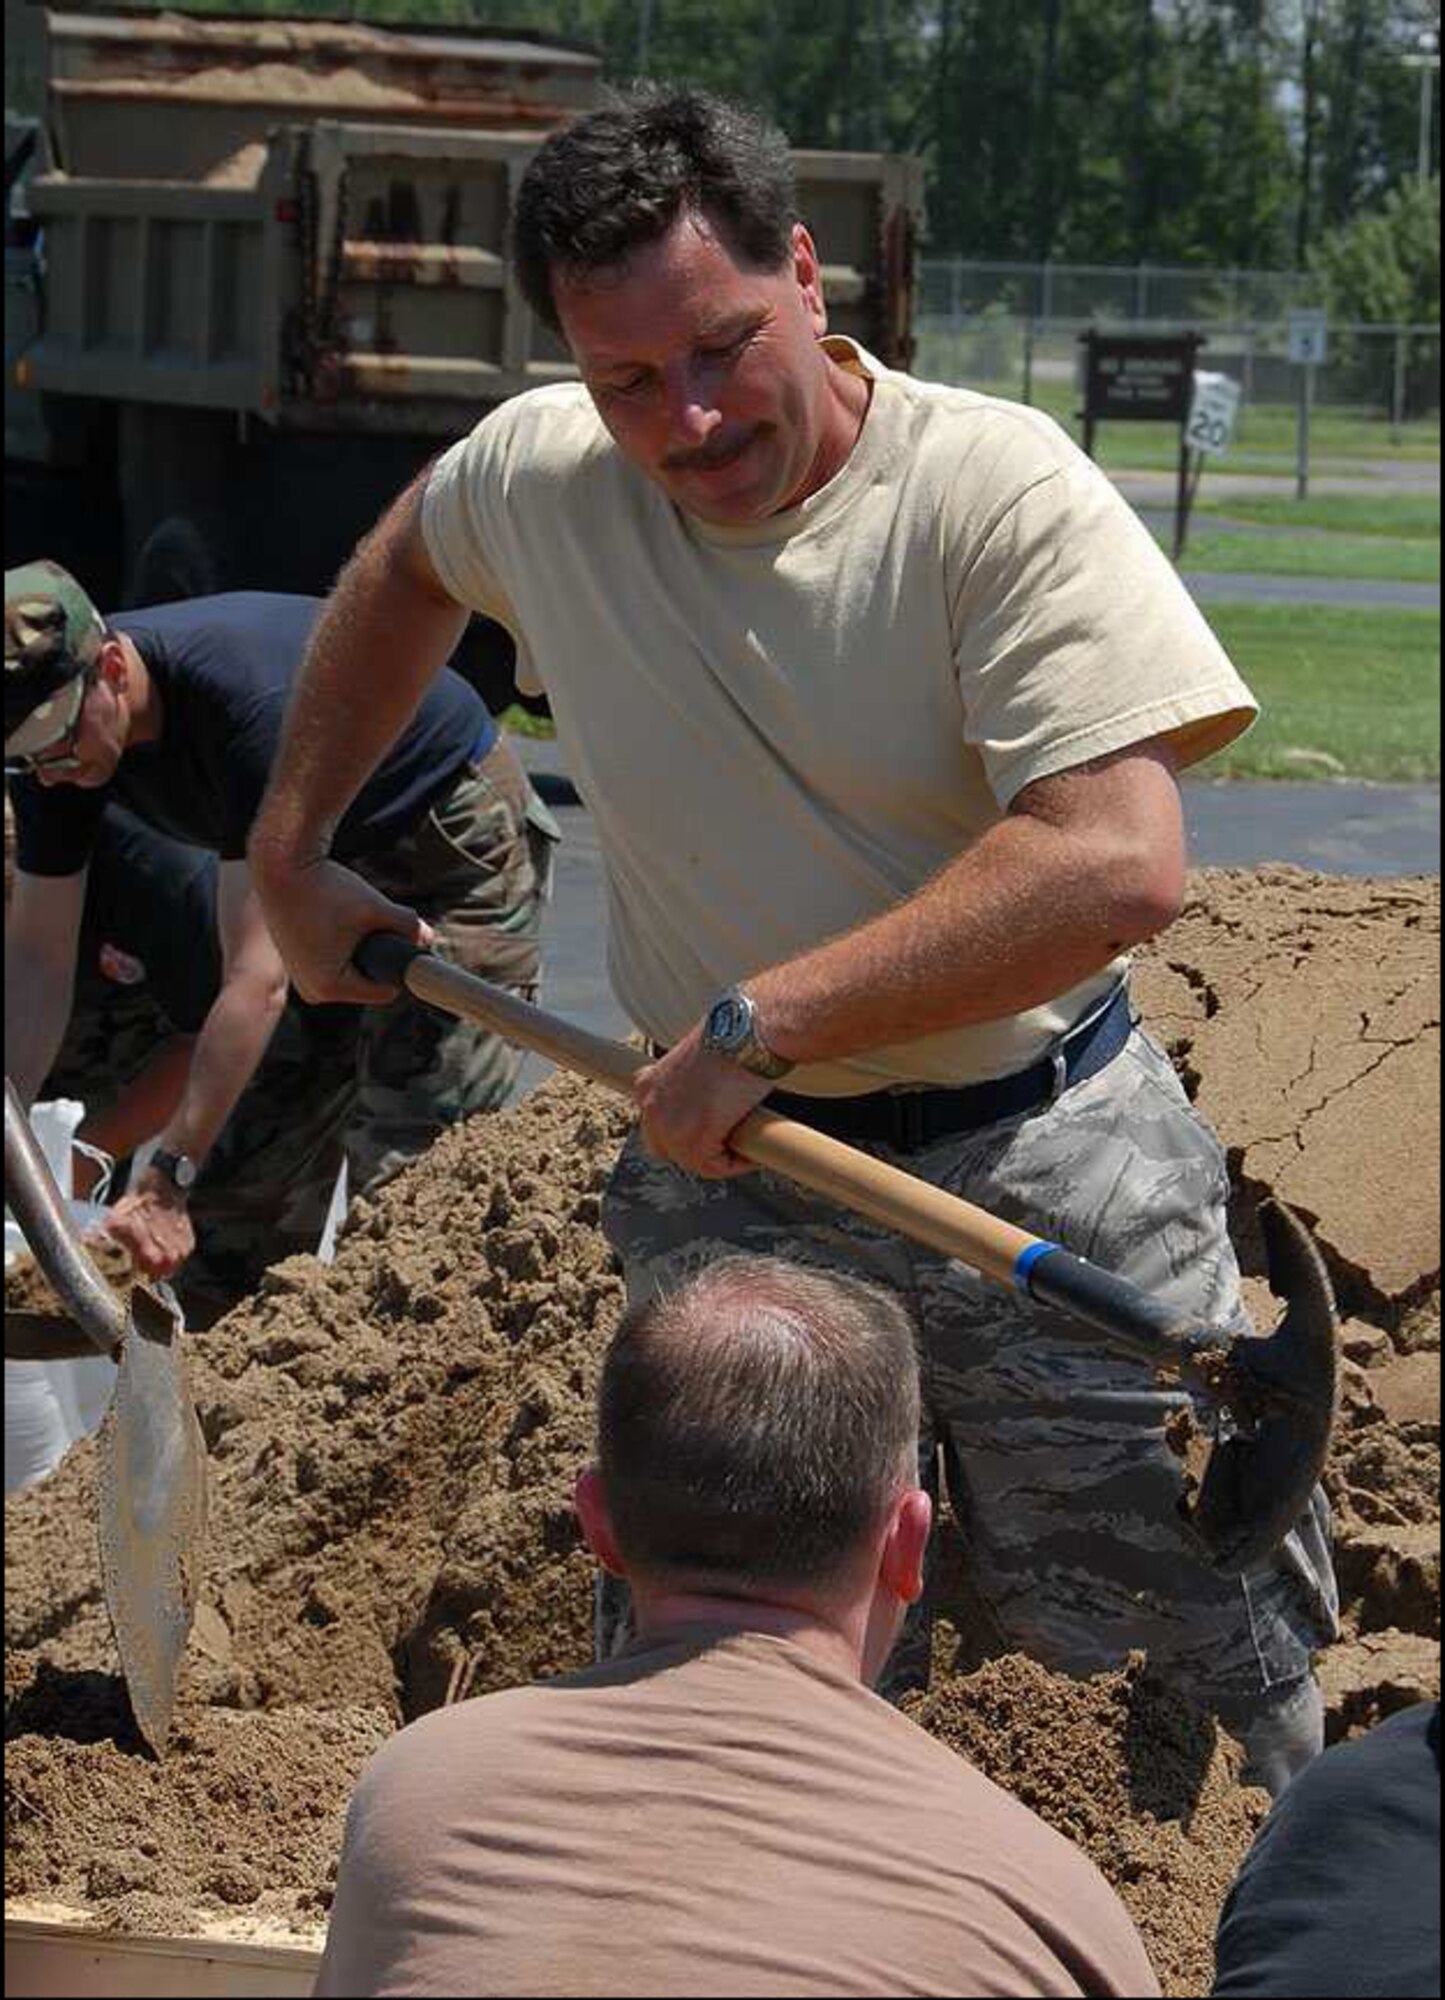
[574,1465,626,1578]
[878,1488,932,1606]
[97,635,128,689]
[791,222,826,334]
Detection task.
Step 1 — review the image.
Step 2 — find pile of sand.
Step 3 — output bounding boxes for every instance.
[5,867,1439,1993]
[74,63,442,108]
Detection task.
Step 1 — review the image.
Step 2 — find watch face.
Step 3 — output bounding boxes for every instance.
[706,994,750,1051]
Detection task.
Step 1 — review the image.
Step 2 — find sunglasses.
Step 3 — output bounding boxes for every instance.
[4,668,95,777]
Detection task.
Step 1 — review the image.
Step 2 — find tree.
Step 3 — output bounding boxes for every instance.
[14,0,1437,273]
[1297,0,1443,256]
[1311,172,1439,409]
[1312,168,1440,315]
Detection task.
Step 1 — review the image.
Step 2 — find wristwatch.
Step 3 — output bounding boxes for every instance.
[149,1148,199,1192]
[701,986,794,1081]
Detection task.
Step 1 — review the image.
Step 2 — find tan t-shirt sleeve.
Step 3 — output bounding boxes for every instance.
[422,418,548,696]
[949,448,1258,806]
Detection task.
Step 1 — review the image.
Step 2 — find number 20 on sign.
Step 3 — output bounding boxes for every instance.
[1185,372,1242,458]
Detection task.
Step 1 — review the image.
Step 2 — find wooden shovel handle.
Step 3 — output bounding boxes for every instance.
[358,939,1039,1286]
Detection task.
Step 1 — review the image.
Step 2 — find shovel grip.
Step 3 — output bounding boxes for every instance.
[1018,1244,1192,1354]
[354,931,426,987]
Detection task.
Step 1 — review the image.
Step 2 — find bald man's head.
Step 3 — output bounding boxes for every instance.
[596,1256,920,1593]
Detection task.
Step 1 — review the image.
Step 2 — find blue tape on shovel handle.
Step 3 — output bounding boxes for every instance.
[1013,1239,1062,1296]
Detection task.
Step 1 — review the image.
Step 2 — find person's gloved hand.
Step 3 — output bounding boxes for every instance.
[104,1172,195,1279]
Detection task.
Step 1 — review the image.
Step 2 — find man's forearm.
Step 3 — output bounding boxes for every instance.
[5,966,74,1109]
[251,479,467,876]
[748,762,1184,1065]
[157,977,286,1165]
[78,1036,196,1163]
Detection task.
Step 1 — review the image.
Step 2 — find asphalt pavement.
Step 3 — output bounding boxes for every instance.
[1183,573,1439,610]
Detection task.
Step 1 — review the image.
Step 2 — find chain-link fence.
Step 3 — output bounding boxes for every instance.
[916,259,1442,438]
[919,258,1329,327]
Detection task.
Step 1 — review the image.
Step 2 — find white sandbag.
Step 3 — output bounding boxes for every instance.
[6,1209,120,1494]
[5,1354,119,1494]
[5,1100,120,1494]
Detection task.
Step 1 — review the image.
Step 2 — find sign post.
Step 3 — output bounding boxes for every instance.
[1079,331,1204,558]
[1287,310,1329,501]
[1176,370,1243,555]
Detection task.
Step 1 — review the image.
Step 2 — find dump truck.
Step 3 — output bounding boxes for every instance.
[5,6,923,704]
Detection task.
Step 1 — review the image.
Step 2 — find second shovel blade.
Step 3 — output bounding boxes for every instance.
[96,1283,208,1756]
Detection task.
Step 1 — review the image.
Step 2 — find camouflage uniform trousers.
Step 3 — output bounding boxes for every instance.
[177,737,559,1323]
[595,1023,1339,1742]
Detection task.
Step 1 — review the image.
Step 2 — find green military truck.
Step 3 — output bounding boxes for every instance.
[6,7,922,701]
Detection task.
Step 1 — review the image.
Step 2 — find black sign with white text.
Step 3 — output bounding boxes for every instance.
[1081,334,1201,422]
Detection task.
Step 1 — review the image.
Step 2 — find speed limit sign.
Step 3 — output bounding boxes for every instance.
[1185,371,1242,457]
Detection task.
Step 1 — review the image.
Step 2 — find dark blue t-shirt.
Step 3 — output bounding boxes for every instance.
[11,593,494,875]
[75,804,221,1035]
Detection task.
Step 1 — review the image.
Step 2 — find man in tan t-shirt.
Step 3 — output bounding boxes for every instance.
[315,1258,1160,1999]
[252,89,1336,1793]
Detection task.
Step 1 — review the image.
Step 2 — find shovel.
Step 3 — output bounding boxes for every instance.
[355,936,1337,1574]
[5,1076,207,1754]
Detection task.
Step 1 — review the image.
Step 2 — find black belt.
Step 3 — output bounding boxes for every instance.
[761,983,1133,1152]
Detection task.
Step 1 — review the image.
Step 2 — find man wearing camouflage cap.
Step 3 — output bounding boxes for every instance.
[4,562,107,768]
[5,562,556,1300]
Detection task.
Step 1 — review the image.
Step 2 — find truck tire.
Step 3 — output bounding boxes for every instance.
[126,516,224,607]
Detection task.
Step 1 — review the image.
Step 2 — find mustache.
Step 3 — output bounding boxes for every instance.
[662,427,761,474]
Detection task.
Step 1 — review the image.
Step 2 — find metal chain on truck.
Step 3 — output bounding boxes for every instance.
[318,162,350,353]
[287,134,349,400]
[291,134,319,396]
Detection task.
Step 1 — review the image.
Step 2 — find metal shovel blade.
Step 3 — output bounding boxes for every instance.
[6,1077,208,1755]
[96,1281,209,1755]
[1180,1197,1339,1574]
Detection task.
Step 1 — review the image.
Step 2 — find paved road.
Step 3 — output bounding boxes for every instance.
[1115,464,1441,505]
[1182,777,1440,874]
[1183,572,1439,610]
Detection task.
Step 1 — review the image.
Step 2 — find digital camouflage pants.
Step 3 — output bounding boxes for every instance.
[178,737,558,1323]
[596,1025,1338,1768]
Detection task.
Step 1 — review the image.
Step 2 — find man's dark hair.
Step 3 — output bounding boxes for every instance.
[597,1256,920,1592]
[511,88,797,334]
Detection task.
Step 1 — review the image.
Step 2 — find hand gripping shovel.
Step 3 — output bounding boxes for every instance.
[356,937,1337,1574]
[5,1076,207,1754]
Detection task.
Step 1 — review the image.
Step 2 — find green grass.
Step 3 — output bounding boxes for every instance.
[500,702,556,740]
[1198,604,1441,781]
[1194,493,1441,539]
[1177,530,1439,584]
